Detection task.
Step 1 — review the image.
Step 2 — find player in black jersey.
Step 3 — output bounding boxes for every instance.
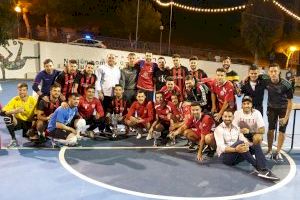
[154,57,170,91]
[189,56,207,82]
[74,61,97,96]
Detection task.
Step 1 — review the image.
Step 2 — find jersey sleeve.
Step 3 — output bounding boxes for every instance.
[96,99,105,117]
[202,115,214,134]
[32,72,43,93]
[143,102,154,123]
[2,97,17,112]
[126,102,137,120]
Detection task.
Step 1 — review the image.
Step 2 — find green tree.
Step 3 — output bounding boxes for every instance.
[0,0,17,45]
[116,0,161,44]
[241,0,284,63]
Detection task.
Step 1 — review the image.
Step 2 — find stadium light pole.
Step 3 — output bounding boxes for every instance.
[159,25,164,55]
[135,0,140,50]
[168,1,173,55]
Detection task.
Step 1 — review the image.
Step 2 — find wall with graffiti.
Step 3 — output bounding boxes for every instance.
[1,39,250,80]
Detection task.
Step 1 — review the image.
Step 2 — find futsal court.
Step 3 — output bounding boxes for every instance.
[0,80,299,200]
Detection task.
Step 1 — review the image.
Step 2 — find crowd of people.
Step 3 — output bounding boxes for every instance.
[0,52,294,181]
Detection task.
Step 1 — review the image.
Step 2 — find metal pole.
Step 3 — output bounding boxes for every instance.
[135,0,140,50]
[160,30,162,55]
[168,1,173,55]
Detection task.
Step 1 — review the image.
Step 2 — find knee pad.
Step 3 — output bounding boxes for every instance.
[75,119,87,132]
[3,115,13,126]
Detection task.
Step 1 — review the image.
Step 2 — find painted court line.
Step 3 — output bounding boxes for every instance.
[59,146,297,200]
[0,146,188,150]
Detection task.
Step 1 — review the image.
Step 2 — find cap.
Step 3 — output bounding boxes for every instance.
[242,96,252,103]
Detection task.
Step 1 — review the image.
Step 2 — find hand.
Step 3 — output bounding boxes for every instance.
[279,117,288,126]
[241,128,250,134]
[42,96,50,103]
[60,94,66,102]
[197,151,203,161]
[211,107,217,113]
[235,143,249,153]
[214,112,222,122]
[149,128,153,135]
[15,107,25,114]
[61,102,69,109]
[98,92,104,101]
[47,113,53,121]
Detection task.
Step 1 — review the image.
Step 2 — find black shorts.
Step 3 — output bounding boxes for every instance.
[267,107,288,133]
[49,128,72,139]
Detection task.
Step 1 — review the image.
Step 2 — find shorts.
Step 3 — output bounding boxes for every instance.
[48,128,72,139]
[160,120,170,130]
[267,107,288,133]
[191,128,212,139]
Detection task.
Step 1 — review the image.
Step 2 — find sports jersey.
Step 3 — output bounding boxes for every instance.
[47,106,78,132]
[185,114,214,136]
[37,97,61,117]
[154,68,170,91]
[3,96,37,121]
[154,103,171,123]
[168,101,191,121]
[159,85,183,102]
[136,60,157,91]
[211,80,236,111]
[32,69,60,96]
[170,66,188,95]
[265,78,293,108]
[233,109,265,133]
[107,97,128,116]
[119,64,139,90]
[78,96,104,118]
[55,70,79,98]
[95,64,121,97]
[184,82,209,107]
[76,72,97,96]
[126,101,154,123]
[189,69,207,82]
[226,70,239,82]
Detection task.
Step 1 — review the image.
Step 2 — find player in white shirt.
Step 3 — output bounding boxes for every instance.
[232,96,265,145]
[95,54,121,112]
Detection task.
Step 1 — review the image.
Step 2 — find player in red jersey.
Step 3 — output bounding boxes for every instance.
[77,86,105,137]
[106,84,129,135]
[74,61,97,96]
[136,52,157,101]
[148,92,172,145]
[211,68,236,123]
[189,56,207,82]
[159,76,183,103]
[170,103,215,161]
[125,90,154,139]
[27,83,62,142]
[55,59,80,101]
[170,54,189,95]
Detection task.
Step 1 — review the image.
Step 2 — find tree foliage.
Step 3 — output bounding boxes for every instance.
[0,0,17,45]
[116,0,161,41]
[241,0,284,61]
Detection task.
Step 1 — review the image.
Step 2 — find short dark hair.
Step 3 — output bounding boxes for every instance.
[223,56,231,61]
[50,82,61,90]
[191,102,201,108]
[158,57,165,60]
[86,86,95,91]
[69,59,77,64]
[223,108,234,114]
[17,82,28,89]
[137,90,146,95]
[43,59,53,65]
[216,68,226,73]
[185,75,194,81]
[114,84,123,89]
[189,56,198,61]
[172,54,180,58]
[68,93,80,99]
[128,52,136,57]
[155,91,163,96]
[166,76,174,82]
[269,63,280,69]
[249,64,259,71]
[87,61,95,65]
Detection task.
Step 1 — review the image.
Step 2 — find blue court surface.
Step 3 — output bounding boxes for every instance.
[0,80,300,200]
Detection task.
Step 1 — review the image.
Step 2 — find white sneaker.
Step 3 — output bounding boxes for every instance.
[265,152,273,160]
[146,134,153,140]
[136,133,142,139]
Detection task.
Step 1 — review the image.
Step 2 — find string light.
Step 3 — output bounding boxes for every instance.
[152,0,247,13]
[272,0,300,21]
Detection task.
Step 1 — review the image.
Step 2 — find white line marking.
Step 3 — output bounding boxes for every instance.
[58,146,297,200]
[0,146,188,150]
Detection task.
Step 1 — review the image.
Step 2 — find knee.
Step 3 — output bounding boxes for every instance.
[75,119,87,131]
[36,121,45,131]
[205,134,214,145]
[3,114,13,126]
[252,134,263,145]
